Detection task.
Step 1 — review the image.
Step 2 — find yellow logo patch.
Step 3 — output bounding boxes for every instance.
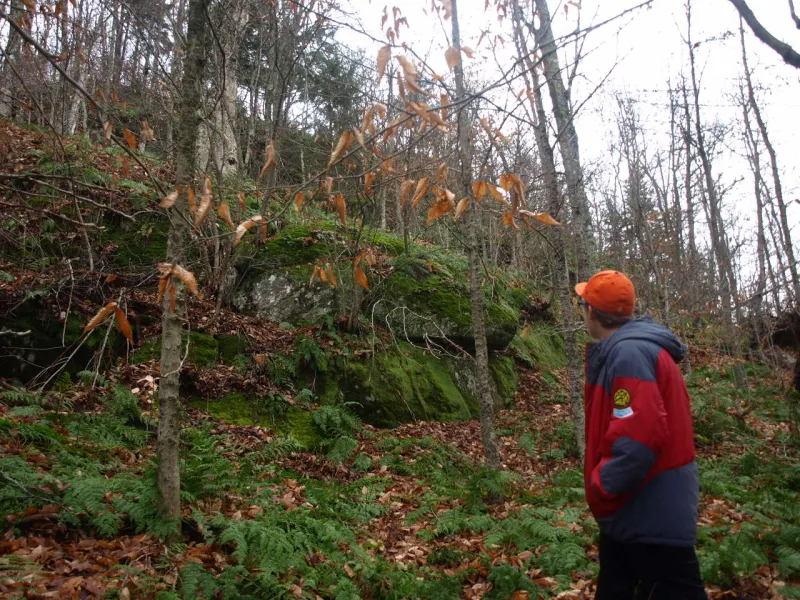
[613,389,631,409]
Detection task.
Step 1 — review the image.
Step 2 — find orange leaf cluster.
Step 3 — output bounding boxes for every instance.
[157,263,201,313]
[83,301,134,344]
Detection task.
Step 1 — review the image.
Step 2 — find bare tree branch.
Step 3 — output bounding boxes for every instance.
[790,0,800,30]
[728,0,800,68]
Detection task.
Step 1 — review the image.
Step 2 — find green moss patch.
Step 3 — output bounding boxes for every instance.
[509,322,566,371]
[216,333,250,363]
[190,394,322,449]
[326,344,478,428]
[132,331,219,367]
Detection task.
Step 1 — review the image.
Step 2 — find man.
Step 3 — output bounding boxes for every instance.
[575,270,707,600]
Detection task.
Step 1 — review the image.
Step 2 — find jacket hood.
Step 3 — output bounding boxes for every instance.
[593,316,685,364]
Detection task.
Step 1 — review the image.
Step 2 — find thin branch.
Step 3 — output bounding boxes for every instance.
[728,0,800,68]
[790,0,800,30]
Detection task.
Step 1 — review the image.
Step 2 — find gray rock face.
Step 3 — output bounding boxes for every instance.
[233,272,335,323]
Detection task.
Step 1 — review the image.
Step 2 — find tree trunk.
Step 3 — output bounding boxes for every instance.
[532,0,593,284]
[0,0,23,118]
[451,0,501,472]
[531,0,591,460]
[740,22,800,304]
[687,0,740,324]
[157,0,209,526]
[512,0,585,461]
[212,1,247,180]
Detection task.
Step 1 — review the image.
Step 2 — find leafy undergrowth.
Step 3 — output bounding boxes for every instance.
[1,350,799,599]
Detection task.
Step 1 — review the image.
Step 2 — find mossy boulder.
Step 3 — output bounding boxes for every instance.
[216,333,250,363]
[312,343,514,428]
[102,216,168,270]
[0,298,121,383]
[371,259,521,350]
[330,346,476,428]
[132,331,219,367]
[509,321,566,371]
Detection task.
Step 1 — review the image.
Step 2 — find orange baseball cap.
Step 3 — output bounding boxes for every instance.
[575,271,635,316]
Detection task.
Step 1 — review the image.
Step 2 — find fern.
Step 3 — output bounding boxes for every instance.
[77,370,107,387]
[181,426,237,500]
[62,475,122,536]
[777,546,800,578]
[2,387,45,407]
[0,418,62,446]
[108,385,154,428]
[313,405,360,439]
[538,540,588,574]
[257,436,303,462]
[7,405,44,418]
[326,436,358,464]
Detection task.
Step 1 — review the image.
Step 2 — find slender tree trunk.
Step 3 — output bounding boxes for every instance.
[0,0,23,118]
[740,22,800,304]
[740,86,767,314]
[451,0,501,472]
[512,0,585,460]
[530,0,591,459]
[157,0,209,525]
[213,1,247,180]
[532,0,593,283]
[680,81,698,309]
[688,0,740,323]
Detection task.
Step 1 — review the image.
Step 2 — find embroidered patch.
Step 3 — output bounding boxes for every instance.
[613,407,634,419]
[613,389,631,409]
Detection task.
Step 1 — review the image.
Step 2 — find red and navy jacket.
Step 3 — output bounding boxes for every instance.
[584,317,699,547]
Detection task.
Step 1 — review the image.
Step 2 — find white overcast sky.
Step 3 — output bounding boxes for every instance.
[338,0,799,274]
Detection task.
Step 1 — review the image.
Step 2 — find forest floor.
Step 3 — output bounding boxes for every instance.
[1,119,799,598]
[1,329,798,599]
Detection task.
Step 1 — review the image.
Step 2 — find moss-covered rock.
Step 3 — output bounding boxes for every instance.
[489,355,518,407]
[371,260,520,350]
[132,331,219,367]
[317,344,487,428]
[102,216,168,269]
[216,333,250,363]
[509,321,566,371]
[0,299,121,383]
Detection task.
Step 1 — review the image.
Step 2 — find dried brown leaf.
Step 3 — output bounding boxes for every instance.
[160,189,179,209]
[410,177,430,207]
[518,210,562,226]
[234,215,265,245]
[122,128,137,151]
[84,302,117,333]
[335,193,347,227]
[455,197,470,220]
[114,307,134,343]
[354,263,369,291]
[194,191,213,231]
[400,179,415,206]
[293,192,305,214]
[326,263,338,287]
[173,264,200,297]
[187,187,197,213]
[376,45,392,85]
[328,130,354,170]
[218,201,235,230]
[445,46,460,70]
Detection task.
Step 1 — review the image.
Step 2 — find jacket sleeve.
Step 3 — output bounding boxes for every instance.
[589,344,669,501]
